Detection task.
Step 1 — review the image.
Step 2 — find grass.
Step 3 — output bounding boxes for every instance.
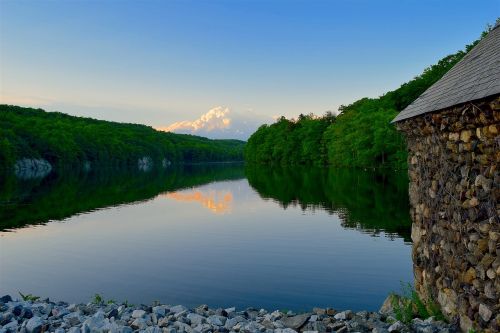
[18,292,40,302]
[390,283,445,324]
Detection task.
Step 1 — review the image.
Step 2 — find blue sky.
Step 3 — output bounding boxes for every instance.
[1,0,498,139]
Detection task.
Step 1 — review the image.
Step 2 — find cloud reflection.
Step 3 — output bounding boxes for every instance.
[161,189,233,214]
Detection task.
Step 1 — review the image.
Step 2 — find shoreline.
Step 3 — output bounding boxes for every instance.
[0,294,457,333]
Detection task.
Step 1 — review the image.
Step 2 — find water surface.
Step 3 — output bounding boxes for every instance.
[0,164,412,311]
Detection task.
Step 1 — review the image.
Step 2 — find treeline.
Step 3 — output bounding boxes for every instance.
[245,30,488,168]
[0,105,245,170]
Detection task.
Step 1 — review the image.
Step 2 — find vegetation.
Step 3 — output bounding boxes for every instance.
[390,283,445,324]
[245,28,491,169]
[18,292,40,302]
[0,105,245,170]
[245,165,412,240]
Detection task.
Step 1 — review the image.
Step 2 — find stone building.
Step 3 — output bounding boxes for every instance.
[392,25,499,332]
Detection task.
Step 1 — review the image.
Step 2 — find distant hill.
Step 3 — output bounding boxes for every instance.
[0,105,245,171]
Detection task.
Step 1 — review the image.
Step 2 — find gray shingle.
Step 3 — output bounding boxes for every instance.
[392,24,500,123]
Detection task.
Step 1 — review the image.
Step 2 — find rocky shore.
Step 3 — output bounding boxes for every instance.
[0,295,458,333]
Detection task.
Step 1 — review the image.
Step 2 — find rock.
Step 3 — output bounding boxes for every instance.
[26,317,44,333]
[478,303,492,322]
[275,329,297,333]
[68,327,81,333]
[131,318,148,330]
[388,321,405,333]
[163,328,176,333]
[312,308,326,316]
[153,306,167,317]
[224,307,236,315]
[281,313,311,330]
[187,313,206,326]
[333,310,352,321]
[169,305,188,314]
[309,315,318,322]
[325,308,336,316]
[379,295,398,315]
[145,326,162,333]
[2,319,19,332]
[107,308,119,319]
[224,315,246,329]
[22,308,34,319]
[0,295,13,303]
[132,309,146,318]
[372,328,389,333]
[206,315,226,326]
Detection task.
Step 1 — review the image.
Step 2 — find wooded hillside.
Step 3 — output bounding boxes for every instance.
[0,105,245,170]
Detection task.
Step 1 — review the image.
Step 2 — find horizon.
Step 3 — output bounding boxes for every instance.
[1,0,498,140]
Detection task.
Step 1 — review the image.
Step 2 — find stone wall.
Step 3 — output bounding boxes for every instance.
[396,94,499,332]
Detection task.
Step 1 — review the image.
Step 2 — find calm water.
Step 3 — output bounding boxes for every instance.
[0,164,412,311]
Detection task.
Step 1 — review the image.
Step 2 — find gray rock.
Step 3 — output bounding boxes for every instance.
[388,321,405,333]
[187,313,205,326]
[333,311,352,321]
[372,328,389,333]
[224,316,246,329]
[275,329,297,333]
[0,295,13,303]
[145,326,162,333]
[68,327,81,333]
[169,306,188,314]
[309,315,318,322]
[0,313,14,326]
[163,328,176,333]
[281,313,311,330]
[131,318,148,330]
[224,307,236,315]
[26,317,44,333]
[153,307,167,318]
[2,319,19,332]
[132,310,147,318]
[478,303,492,322]
[54,328,65,333]
[206,315,226,326]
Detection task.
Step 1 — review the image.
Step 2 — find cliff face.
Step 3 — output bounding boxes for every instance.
[397,95,499,332]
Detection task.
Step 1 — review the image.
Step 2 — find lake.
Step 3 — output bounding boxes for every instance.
[0,164,412,312]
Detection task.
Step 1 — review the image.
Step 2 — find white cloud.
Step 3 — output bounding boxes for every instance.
[156,106,273,140]
[158,106,232,133]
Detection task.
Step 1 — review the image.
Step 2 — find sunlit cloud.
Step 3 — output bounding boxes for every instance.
[157,106,232,133]
[160,189,233,214]
[156,106,274,140]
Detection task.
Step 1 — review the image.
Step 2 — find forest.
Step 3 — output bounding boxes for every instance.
[245,29,488,169]
[0,105,245,170]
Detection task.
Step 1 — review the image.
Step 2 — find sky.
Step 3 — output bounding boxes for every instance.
[1,0,498,140]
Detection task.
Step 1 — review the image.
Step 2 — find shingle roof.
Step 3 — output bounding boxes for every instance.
[392,24,500,123]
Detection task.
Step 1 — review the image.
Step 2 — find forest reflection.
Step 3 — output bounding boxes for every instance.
[0,164,411,242]
[245,165,411,241]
